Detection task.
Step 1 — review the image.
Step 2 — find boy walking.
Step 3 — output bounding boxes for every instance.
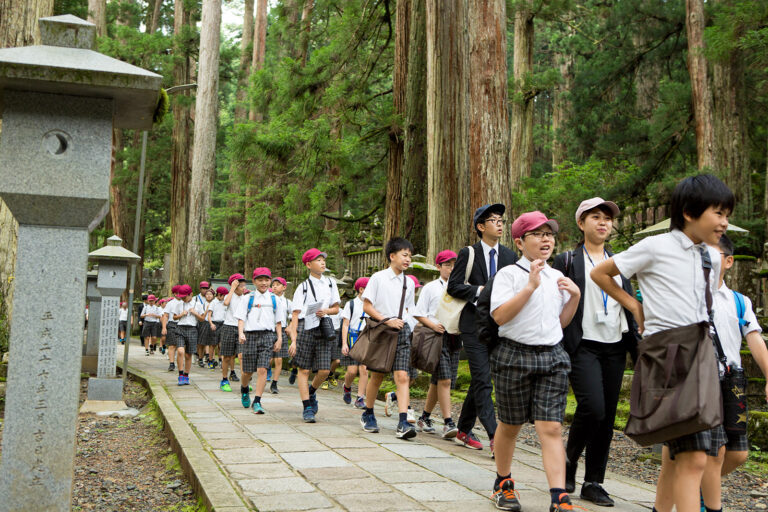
[162,285,181,371]
[219,274,246,391]
[340,277,369,408]
[172,284,206,385]
[269,277,292,394]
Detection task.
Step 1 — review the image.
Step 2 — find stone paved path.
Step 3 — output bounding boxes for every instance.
[126,342,656,511]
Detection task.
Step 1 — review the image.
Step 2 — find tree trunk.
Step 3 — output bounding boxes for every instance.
[383,0,409,247]
[508,3,535,190]
[169,0,194,287]
[468,0,509,214]
[401,0,427,253]
[146,0,163,34]
[426,0,471,261]
[552,25,574,169]
[633,29,661,121]
[685,0,715,170]
[235,0,255,122]
[187,0,221,284]
[87,0,107,37]
[298,0,314,66]
[248,0,268,121]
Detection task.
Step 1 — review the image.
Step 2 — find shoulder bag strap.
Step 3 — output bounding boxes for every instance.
[700,247,728,368]
[464,245,475,284]
[397,274,408,319]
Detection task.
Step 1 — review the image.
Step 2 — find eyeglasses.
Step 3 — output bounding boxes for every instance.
[484,217,505,226]
[523,231,557,240]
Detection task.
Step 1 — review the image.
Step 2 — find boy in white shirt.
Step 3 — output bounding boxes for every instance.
[269,277,292,394]
[162,285,181,372]
[591,174,734,512]
[208,286,228,369]
[173,284,206,386]
[340,277,370,408]
[360,238,417,439]
[140,295,162,355]
[489,212,580,512]
[119,302,128,345]
[235,268,285,414]
[219,274,246,391]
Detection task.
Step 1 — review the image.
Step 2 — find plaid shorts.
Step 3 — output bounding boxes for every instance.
[293,320,332,371]
[666,424,728,459]
[331,331,342,361]
[430,340,461,386]
[175,325,198,353]
[119,320,127,333]
[197,321,217,346]
[490,339,571,425]
[242,330,278,373]
[273,337,290,359]
[212,321,224,344]
[392,324,413,373]
[340,353,360,367]
[219,324,240,357]
[165,322,178,346]
[142,321,160,338]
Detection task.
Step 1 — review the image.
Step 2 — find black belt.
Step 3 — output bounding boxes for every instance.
[501,337,561,352]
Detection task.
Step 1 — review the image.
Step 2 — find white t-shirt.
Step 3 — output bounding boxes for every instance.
[177,300,204,327]
[142,304,162,323]
[413,277,447,325]
[211,298,226,322]
[362,267,415,320]
[119,308,128,322]
[341,297,367,328]
[581,248,627,343]
[223,293,244,327]
[490,257,570,346]
[291,275,341,320]
[330,307,343,330]
[165,298,180,323]
[274,295,292,326]
[234,290,285,332]
[713,283,761,370]
[612,230,721,337]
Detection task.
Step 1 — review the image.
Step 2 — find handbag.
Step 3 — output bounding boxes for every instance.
[435,246,474,334]
[711,305,748,436]
[305,279,338,341]
[349,275,407,373]
[410,325,444,374]
[624,248,723,446]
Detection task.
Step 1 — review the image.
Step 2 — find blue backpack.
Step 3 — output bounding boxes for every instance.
[347,300,366,347]
[248,293,277,314]
[732,290,749,329]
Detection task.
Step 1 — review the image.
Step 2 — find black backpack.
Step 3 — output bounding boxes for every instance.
[475,275,499,349]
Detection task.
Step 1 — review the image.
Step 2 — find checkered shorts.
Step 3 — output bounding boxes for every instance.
[218,324,240,357]
[175,325,198,353]
[165,322,178,346]
[142,321,160,338]
[490,339,571,425]
[197,321,217,346]
[331,330,342,361]
[666,424,728,459]
[391,324,413,373]
[293,320,332,371]
[212,321,223,344]
[430,339,461,386]
[725,429,749,452]
[273,337,290,359]
[241,330,278,373]
[340,353,360,367]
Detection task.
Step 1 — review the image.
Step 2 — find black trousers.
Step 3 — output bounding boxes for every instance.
[565,339,626,483]
[457,331,497,438]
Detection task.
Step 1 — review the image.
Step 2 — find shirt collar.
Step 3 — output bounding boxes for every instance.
[516,255,551,273]
[717,282,730,295]
[670,228,698,251]
[385,267,404,281]
[481,240,500,254]
[439,277,447,286]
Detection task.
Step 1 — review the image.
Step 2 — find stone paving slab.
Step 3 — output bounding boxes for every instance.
[126,342,657,512]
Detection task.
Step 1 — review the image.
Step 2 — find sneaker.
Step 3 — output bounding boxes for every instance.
[550,493,579,511]
[396,420,417,440]
[406,408,416,424]
[146,350,150,356]
[230,370,239,382]
[309,394,318,415]
[212,359,218,368]
[270,380,279,394]
[220,379,232,392]
[177,375,184,386]
[456,430,483,450]
[492,478,522,511]
[168,363,175,372]
[198,359,205,368]
[252,401,265,414]
[241,392,251,408]
[354,396,366,409]
[289,368,297,385]
[183,375,190,385]
[417,417,435,433]
[580,482,614,507]
[442,423,458,439]
[303,406,316,423]
[160,346,166,354]
[565,460,577,494]
[329,377,338,387]
[384,392,396,416]
[320,380,329,390]
[207,361,214,370]
[360,411,379,433]
[343,389,352,404]
[267,368,272,381]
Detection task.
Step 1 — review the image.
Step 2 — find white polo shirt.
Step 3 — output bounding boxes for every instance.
[362,267,415,320]
[177,300,204,327]
[223,293,243,326]
[234,290,285,332]
[490,257,570,346]
[273,295,292,326]
[291,275,341,320]
[341,297,367,330]
[119,308,128,322]
[612,230,721,337]
[713,282,761,369]
[413,277,447,325]
[210,298,226,322]
[165,298,180,323]
[142,304,162,323]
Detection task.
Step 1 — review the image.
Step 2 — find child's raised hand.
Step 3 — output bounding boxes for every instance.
[557,277,580,298]
[527,259,545,289]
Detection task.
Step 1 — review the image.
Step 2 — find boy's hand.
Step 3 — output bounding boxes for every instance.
[341,343,349,356]
[316,309,326,318]
[273,338,282,352]
[239,332,246,343]
[162,328,167,336]
[527,259,545,289]
[433,323,446,334]
[230,280,239,291]
[629,300,645,335]
[385,318,404,330]
[288,342,297,357]
[210,322,216,331]
[557,277,580,298]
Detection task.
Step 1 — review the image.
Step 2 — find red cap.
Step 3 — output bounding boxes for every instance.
[354,277,369,292]
[199,281,210,289]
[302,248,327,264]
[177,285,192,298]
[228,273,245,285]
[147,294,157,301]
[171,285,180,294]
[435,250,458,265]
[271,277,287,287]
[253,267,272,279]
[216,286,229,295]
[407,274,422,288]
[510,211,559,239]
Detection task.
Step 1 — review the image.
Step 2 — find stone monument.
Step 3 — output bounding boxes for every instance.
[83,269,101,372]
[81,235,139,413]
[0,15,161,511]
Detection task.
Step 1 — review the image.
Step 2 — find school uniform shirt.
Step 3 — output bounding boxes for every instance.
[177,300,205,327]
[142,304,162,323]
[330,308,343,330]
[234,290,285,331]
[223,293,244,327]
[291,274,341,320]
[490,257,571,346]
[341,297,367,331]
[361,267,415,319]
[612,229,721,337]
[165,298,180,320]
[582,256,628,343]
[119,308,129,322]
[275,295,293,326]
[211,298,226,322]
[413,277,447,325]
[713,282,761,369]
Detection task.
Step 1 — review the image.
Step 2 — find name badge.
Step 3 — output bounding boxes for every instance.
[595,312,609,324]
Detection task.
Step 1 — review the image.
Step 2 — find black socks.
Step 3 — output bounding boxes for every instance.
[308,385,317,395]
[399,412,407,423]
[302,399,311,409]
[241,386,249,394]
[494,473,511,489]
[550,488,567,504]
[364,407,374,415]
[421,411,431,420]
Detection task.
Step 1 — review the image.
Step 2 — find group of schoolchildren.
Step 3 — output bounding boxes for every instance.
[128,172,768,512]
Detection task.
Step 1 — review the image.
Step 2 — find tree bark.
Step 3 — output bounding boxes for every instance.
[235,0,255,122]
[248,0,268,121]
[508,2,535,190]
[685,0,715,170]
[87,0,107,37]
[146,0,164,34]
[401,0,427,253]
[298,0,314,66]
[552,25,574,169]
[187,0,222,284]
[426,0,471,261]
[468,0,509,215]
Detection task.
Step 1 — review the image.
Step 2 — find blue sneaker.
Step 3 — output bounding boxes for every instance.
[241,392,251,408]
[343,389,351,404]
[309,393,318,415]
[183,375,190,385]
[177,375,184,386]
[396,420,417,440]
[267,368,272,381]
[303,406,316,423]
[360,411,379,433]
[220,379,232,392]
[354,396,365,409]
[252,401,265,414]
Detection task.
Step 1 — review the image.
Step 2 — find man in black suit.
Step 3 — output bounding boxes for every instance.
[447,203,518,453]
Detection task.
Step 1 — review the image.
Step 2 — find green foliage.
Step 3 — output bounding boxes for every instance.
[154,89,170,124]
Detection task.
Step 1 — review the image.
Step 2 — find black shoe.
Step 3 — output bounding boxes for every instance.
[580,482,614,507]
[168,363,175,372]
[270,380,279,394]
[491,478,522,511]
[565,459,576,494]
[288,368,297,385]
[229,370,239,382]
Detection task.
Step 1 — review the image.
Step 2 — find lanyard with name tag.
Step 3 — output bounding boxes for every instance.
[583,247,610,323]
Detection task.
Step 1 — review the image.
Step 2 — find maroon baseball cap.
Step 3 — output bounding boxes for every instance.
[171,284,180,294]
[177,285,193,297]
[302,248,327,264]
[435,250,458,265]
[253,267,272,279]
[228,273,245,285]
[216,286,228,295]
[510,211,559,239]
[199,281,210,289]
[147,294,157,301]
[271,277,287,287]
[407,274,422,288]
[354,277,369,292]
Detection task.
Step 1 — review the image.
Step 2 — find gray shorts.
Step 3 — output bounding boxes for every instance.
[242,330,278,373]
[666,424,727,459]
[293,320,332,371]
[175,325,198,353]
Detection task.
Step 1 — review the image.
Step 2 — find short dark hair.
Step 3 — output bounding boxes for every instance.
[475,206,504,238]
[670,174,734,231]
[385,237,414,260]
[718,234,734,256]
[142,294,148,300]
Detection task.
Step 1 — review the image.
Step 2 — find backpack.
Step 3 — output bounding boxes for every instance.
[732,290,749,329]
[247,293,277,314]
[347,299,366,346]
[475,275,499,349]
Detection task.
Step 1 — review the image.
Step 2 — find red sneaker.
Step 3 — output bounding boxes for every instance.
[456,430,483,450]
